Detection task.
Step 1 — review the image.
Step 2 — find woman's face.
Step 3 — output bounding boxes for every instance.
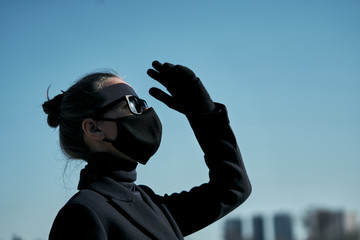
[94,77,138,161]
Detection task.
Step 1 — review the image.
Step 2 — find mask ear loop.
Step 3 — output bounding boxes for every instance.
[103,137,114,144]
[94,117,118,144]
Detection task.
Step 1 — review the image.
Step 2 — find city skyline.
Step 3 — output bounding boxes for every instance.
[223,207,359,240]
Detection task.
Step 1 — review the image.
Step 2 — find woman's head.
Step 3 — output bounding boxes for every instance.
[42,72,119,160]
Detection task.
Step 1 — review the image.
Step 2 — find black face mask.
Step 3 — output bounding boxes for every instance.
[102,108,162,165]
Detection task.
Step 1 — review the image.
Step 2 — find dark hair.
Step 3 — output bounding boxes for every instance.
[42,72,118,160]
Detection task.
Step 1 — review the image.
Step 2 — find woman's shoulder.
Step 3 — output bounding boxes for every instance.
[49,191,108,240]
[53,189,111,225]
[65,189,109,210]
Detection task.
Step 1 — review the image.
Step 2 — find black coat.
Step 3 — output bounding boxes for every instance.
[49,104,252,240]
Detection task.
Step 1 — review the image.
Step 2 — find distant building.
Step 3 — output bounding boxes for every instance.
[344,211,360,236]
[224,218,243,240]
[274,213,293,240]
[12,235,23,240]
[253,215,265,240]
[303,208,360,240]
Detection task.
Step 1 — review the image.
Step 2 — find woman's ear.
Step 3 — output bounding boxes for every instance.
[82,118,105,140]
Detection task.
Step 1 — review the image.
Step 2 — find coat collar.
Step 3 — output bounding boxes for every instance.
[78,169,183,240]
[78,171,133,201]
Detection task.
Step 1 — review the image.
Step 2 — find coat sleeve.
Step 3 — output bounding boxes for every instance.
[49,202,107,240]
[145,103,252,236]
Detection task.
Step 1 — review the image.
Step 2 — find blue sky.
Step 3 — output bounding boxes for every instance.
[0,1,359,240]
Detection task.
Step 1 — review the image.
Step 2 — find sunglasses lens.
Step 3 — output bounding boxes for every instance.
[128,96,148,114]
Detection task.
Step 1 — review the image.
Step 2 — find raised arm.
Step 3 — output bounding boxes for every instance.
[145,61,252,236]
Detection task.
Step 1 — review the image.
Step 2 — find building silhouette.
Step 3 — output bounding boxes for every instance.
[303,208,360,240]
[12,235,23,240]
[222,208,360,240]
[274,213,293,240]
[224,218,243,240]
[253,215,265,240]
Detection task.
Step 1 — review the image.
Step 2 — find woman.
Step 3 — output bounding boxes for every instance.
[43,61,251,240]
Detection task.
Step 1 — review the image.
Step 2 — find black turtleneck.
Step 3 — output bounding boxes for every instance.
[79,152,141,200]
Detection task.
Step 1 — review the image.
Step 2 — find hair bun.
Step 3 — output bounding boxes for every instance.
[42,91,65,128]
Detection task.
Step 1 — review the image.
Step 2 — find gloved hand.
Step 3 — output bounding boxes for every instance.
[147,60,216,114]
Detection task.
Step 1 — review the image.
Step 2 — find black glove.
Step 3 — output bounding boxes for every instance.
[147,61,216,114]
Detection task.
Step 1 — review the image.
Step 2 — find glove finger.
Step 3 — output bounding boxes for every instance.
[162,62,175,70]
[151,60,163,72]
[147,69,162,81]
[152,60,175,72]
[147,69,170,88]
[149,87,174,108]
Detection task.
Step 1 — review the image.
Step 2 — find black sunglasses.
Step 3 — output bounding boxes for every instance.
[94,95,148,118]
